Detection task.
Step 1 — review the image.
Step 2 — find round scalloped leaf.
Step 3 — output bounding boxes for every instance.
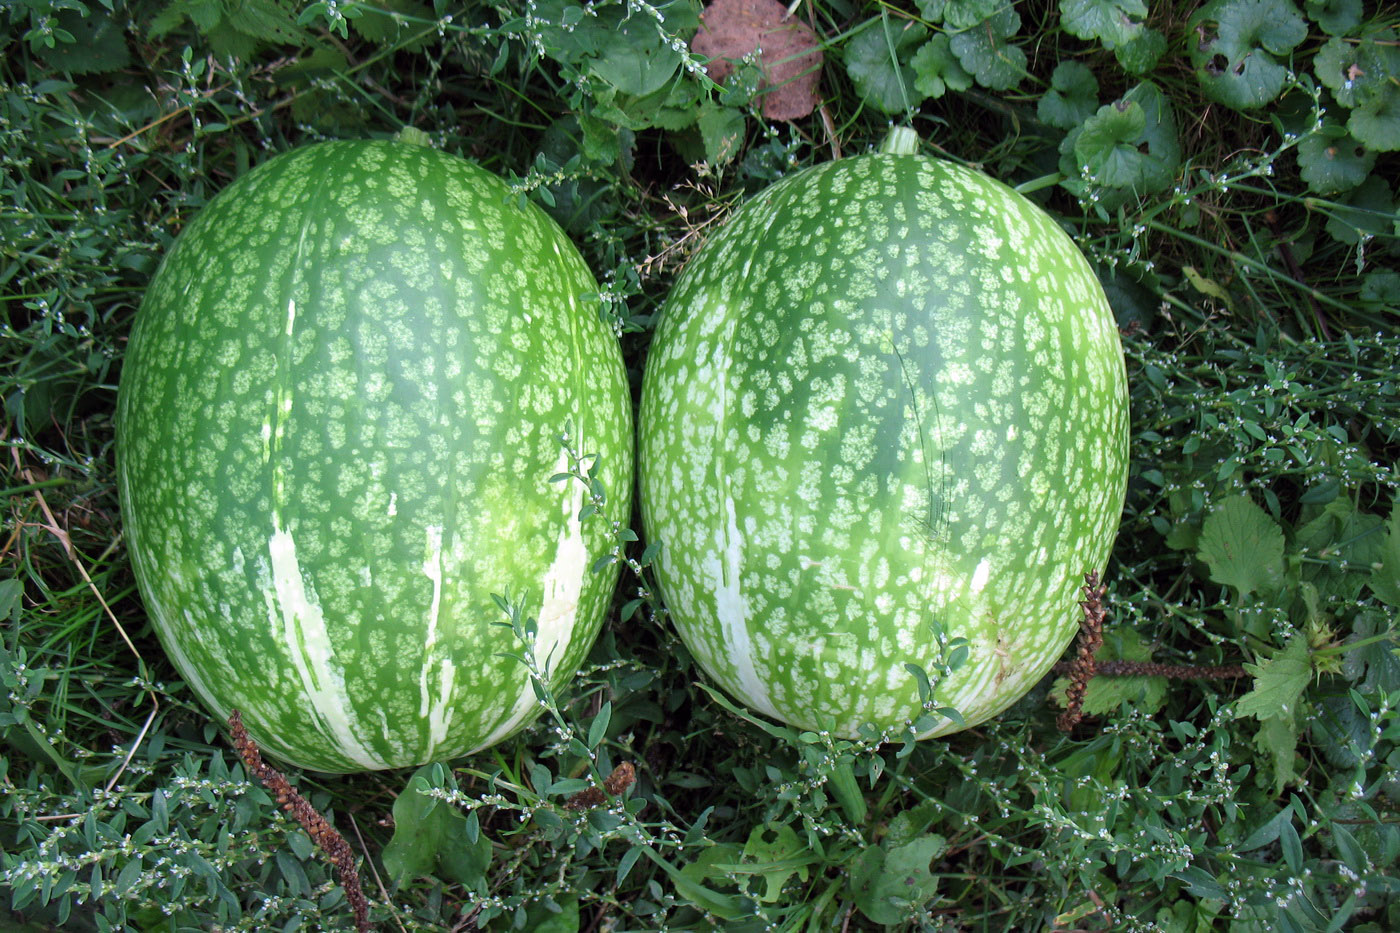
[1038,61,1099,130]
[1349,86,1400,152]
[1188,0,1307,111]
[843,18,930,114]
[1060,82,1180,209]
[1360,270,1400,312]
[911,34,973,100]
[1059,0,1148,49]
[1311,34,1400,110]
[948,5,1027,91]
[1297,125,1376,194]
[1324,173,1396,245]
[1305,0,1362,36]
[917,0,1003,29]
[1113,26,1167,75]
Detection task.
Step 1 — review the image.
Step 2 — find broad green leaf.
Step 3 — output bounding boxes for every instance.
[1342,611,1400,694]
[588,20,682,97]
[1188,0,1307,111]
[1196,494,1286,597]
[1360,270,1400,313]
[949,6,1026,91]
[35,9,132,74]
[524,895,581,933]
[1297,125,1376,194]
[350,0,435,49]
[843,18,929,114]
[1379,504,1400,608]
[1236,635,1311,721]
[1305,0,1362,36]
[916,0,1001,29]
[910,34,972,100]
[381,768,492,888]
[1059,0,1147,48]
[741,822,810,902]
[851,834,946,925]
[1038,61,1098,130]
[1309,694,1372,769]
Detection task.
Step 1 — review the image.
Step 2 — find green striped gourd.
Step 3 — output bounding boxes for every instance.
[117,139,633,772]
[638,129,1128,739]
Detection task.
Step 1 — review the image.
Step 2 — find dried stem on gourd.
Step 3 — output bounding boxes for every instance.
[229,710,371,933]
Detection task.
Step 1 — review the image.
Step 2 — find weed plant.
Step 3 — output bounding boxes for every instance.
[3,1,1399,931]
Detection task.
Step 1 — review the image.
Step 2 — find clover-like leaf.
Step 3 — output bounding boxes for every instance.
[1305,0,1362,36]
[910,34,973,99]
[1060,0,1147,49]
[1188,0,1307,111]
[844,17,929,114]
[1297,124,1376,194]
[1038,60,1099,130]
[948,5,1027,91]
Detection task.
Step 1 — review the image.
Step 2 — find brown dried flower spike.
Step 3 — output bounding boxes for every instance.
[229,711,371,933]
[692,0,823,120]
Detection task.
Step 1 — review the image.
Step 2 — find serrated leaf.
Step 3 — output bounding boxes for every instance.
[697,104,745,165]
[948,6,1026,91]
[351,0,435,49]
[36,9,132,74]
[1196,494,1286,597]
[1236,635,1311,721]
[910,34,972,100]
[1059,0,1147,48]
[843,17,929,114]
[1038,61,1099,130]
[1188,0,1307,111]
[1254,715,1300,795]
[1305,0,1362,36]
[1297,125,1376,194]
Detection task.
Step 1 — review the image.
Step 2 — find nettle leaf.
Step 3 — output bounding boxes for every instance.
[697,104,745,165]
[1188,0,1307,111]
[1038,61,1099,130]
[843,18,929,114]
[1113,25,1166,74]
[910,34,973,100]
[1297,124,1376,194]
[1305,0,1362,36]
[1064,82,1181,200]
[1236,634,1311,721]
[948,5,1027,91]
[1370,502,1400,608]
[1060,0,1147,49]
[1197,494,1286,598]
[1254,713,1300,794]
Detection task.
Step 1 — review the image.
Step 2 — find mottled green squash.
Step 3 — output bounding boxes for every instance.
[639,131,1128,738]
[117,140,633,772]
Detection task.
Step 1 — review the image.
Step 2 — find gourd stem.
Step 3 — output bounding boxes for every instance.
[878,126,921,156]
[395,126,433,148]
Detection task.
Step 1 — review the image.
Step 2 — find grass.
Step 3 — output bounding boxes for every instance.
[3,1,1400,931]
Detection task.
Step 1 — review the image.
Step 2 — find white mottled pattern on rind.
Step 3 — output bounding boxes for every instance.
[116,141,634,772]
[640,152,1129,739]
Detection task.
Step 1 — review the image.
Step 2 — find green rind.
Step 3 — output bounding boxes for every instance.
[639,152,1128,738]
[117,140,633,772]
